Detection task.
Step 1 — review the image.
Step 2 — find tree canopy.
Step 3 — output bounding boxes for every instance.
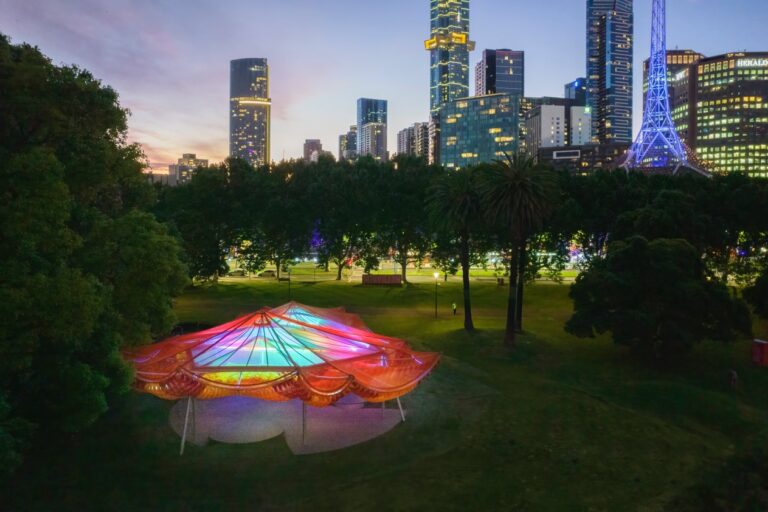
[0,34,187,475]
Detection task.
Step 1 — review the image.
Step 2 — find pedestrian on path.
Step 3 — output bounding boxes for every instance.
[452,302,457,316]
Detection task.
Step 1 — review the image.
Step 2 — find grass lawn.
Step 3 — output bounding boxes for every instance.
[5,279,768,511]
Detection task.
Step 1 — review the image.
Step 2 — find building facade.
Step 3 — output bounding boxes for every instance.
[230,58,271,167]
[475,49,525,97]
[439,94,519,169]
[565,78,588,106]
[538,143,630,174]
[425,0,475,116]
[359,122,388,162]
[525,104,592,159]
[397,123,430,158]
[586,0,633,144]
[169,153,209,185]
[676,53,768,176]
[303,139,323,162]
[356,98,387,155]
[642,49,703,115]
[339,125,358,161]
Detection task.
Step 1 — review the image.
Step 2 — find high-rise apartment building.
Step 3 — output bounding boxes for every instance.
[475,49,524,97]
[439,93,519,169]
[397,123,430,158]
[230,58,271,167]
[339,126,358,161]
[586,0,634,144]
[359,122,388,162]
[425,0,475,116]
[303,139,323,163]
[168,153,209,186]
[356,98,387,156]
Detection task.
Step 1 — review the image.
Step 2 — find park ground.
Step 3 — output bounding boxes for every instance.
[4,271,768,511]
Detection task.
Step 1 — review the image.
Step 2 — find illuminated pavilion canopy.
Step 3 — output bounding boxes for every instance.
[124,303,440,407]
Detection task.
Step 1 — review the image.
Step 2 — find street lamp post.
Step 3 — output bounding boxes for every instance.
[288,268,292,300]
[433,272,440,319]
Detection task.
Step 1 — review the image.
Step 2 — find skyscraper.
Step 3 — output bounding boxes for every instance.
[586,0,633,144]
[359,123,388,162]
[169,153,209,186]
[397,123,430,158]
[672,53,768,176]
[475,49,525,97]
[425,0,475,116]
[356,98,388,154]
[339,125,358,161]
[230,58,271,167]
[303,139,323,162]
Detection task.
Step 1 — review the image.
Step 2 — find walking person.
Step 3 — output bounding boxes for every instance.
[452,302,457,316]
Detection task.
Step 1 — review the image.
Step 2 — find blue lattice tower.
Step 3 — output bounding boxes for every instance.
[624,0,692,172]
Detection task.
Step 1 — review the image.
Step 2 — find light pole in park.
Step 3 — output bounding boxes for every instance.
[433,272,440,318]
[288,268,292,300]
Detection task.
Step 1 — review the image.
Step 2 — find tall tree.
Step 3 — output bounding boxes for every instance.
[377,156,437,283]
[0,34,187,473]
[427,167,486,331]
[157,163,234,281]
[479,155,559,347]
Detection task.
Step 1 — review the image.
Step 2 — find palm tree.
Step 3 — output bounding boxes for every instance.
[480,154,559,347]
[427,167,484,331]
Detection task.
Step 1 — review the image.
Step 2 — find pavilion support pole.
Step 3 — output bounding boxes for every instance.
[396,397,405,422]
[191,397,197,443]
[302,402,307,445]
[381,401,385,419]
[180,396,192,456]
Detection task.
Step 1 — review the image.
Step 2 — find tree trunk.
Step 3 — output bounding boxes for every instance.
[400,254,408,284]
[505,245,520,348]
[336,261,344,281]
[460,237,474,331]
[516,241,527,333]
[275,258,281,280]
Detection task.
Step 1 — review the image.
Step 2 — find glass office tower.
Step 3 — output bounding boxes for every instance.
[230,58,271,167]
[425,0,475,116]
[475,49,525,97]
[586,0,633,144]
[439,94,520,169]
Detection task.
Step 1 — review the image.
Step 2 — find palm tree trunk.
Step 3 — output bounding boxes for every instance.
[460,237,474,331]
[505,245,519,348]
[516,241,526,333]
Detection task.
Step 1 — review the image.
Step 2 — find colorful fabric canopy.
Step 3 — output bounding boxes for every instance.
[124,303,440,407]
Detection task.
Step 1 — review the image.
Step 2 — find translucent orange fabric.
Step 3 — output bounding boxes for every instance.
[123,303,440,406]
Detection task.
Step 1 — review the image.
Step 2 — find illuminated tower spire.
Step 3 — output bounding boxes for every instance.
[624,0,703,174]
[425,0,475,116]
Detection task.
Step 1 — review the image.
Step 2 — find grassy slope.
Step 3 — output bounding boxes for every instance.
[5,280,768,511]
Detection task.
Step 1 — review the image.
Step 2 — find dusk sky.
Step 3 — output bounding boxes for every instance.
[2,0,767,170]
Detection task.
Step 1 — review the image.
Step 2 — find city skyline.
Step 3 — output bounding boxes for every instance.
[3,0,767,169]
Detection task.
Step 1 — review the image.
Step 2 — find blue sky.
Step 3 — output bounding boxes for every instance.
[2,0,767,168]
